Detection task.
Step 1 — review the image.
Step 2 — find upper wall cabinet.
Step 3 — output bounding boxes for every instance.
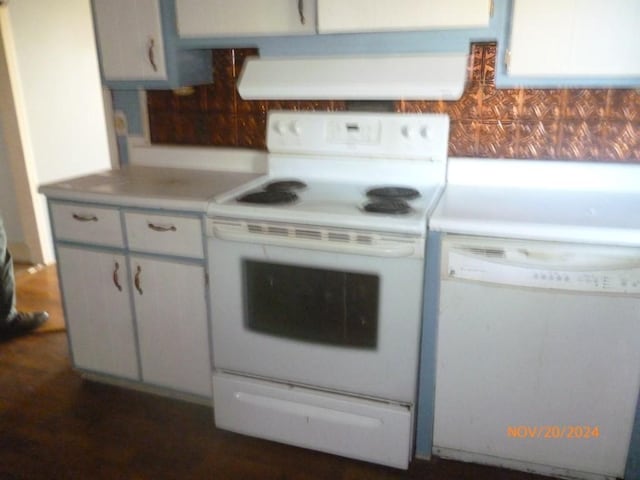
[176,0,317,38]
[502,0,640,86]
[93,0,167,80]
[92,0,211,89]
[317,0,492,34]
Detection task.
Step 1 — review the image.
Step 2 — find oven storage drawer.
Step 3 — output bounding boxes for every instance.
[212,372,413,469]
[124,212,204,258]
[50,202,124,247]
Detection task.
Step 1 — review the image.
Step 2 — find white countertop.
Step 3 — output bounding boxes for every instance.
[39,145,268,212]
[430,158,640,246]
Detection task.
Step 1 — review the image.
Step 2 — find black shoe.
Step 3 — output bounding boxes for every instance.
[0,311,49,339]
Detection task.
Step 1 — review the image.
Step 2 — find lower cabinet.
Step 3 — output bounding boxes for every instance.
[131,255,211,397]
[57,246,139,380]
[52,202,212,399]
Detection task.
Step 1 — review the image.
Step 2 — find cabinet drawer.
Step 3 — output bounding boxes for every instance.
[50,202,124,247]
[124,212,204,258]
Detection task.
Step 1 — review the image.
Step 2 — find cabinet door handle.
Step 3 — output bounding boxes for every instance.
[112,261,123,292]
[134,265,143,295]
[147,37,158,72]
[298,0,305,25]
[72,213,98,222]
[147,222,176,232]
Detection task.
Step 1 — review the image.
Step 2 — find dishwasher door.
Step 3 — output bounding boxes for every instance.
[433,235,640,480]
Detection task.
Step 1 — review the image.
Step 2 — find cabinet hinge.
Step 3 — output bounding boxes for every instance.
[505,49,512,71]
[489,0,494,17]
[205,272,209,287]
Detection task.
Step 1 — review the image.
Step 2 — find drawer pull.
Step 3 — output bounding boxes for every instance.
[72,213,98,222]
[147,222,177,232]
[134,265,143,295]
[147,37,158,72]
[112,261,122,292]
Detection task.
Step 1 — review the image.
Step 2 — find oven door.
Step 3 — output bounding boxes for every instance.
[207,220,425,403]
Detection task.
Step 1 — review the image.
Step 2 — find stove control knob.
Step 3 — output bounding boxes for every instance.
[289,121,301,136]
[401,125,415,139]
[274,121,288,135]
[420,126,429,139]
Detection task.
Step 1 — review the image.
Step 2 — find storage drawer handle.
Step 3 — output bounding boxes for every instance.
[72,213,98,222]
[147,222,177,232]
[112,261,122,292]
[298,0,305,24]
[134,265,143,295]
[147,37,158,72]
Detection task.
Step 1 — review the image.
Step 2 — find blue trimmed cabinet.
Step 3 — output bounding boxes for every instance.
[50,201,212,399]
[498,0,640,88]
[92,0,211,89]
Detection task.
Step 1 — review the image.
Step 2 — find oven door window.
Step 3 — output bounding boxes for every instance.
[243,260,379,349]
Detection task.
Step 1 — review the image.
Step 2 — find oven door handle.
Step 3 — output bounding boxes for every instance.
[212,227,418,258]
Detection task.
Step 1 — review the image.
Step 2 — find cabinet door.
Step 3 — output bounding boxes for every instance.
[508,0,640,77]
[57,246,139,380]
[93,0,167,80]
[130,256,212,397]
[318,0,491,33]
[176,0,317,37]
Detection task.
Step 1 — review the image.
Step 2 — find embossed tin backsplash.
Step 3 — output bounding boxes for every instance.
[147,43,640,162]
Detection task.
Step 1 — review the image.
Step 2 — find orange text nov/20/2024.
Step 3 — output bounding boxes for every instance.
[507,425,601,439]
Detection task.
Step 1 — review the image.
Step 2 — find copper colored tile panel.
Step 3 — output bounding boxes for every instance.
[206,80,235,113]
[236,97,268,114]
[480,43,496,86]
[173,87,209,113]
[563,90,609,121]
[265,100,302,111]
[558,121,606,160]
[296,101,346,111]
[516,120,560,159]
[147,90,176,111]
[208,113,238,146]
[448,120,479,157]
[479,87,520,121]
[237,113,267,150]
[232,48,259,79]
[468,43,486,87]
[212,49,235,81]
[476,120,518,158]
[443,87,482,120]
[607,90,640,122]
[148,112,179,144]
[173,113,212,145]
[520,89,565,120]
[599,121,640,161]
[145,45,640,163]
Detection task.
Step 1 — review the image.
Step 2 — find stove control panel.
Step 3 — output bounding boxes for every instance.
[267,110,450,160]
[327,119,381,144]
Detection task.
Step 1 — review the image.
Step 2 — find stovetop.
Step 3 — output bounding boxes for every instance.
[208,172,443,235]
[207,111,450,236]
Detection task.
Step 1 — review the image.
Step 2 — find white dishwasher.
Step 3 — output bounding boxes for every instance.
[433,234,640,480]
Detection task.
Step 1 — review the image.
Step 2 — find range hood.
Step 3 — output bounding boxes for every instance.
[237,53,468,101]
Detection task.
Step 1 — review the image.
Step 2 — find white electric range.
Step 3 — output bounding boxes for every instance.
[206,110,450,468]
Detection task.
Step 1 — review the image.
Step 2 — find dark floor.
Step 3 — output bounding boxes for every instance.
[0,332,559,480]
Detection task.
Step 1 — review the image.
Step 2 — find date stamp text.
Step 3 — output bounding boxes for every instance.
[507,425,600,439]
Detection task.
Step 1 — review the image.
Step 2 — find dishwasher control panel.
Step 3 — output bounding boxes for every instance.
[443,236,640,295]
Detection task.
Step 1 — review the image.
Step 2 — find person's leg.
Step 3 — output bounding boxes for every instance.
[0,215,48,337]
[0,216,17,324]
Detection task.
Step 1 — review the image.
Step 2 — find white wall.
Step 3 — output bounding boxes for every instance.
[1,0,112,263]
[0,12,36,263]
[0,115,24,244]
